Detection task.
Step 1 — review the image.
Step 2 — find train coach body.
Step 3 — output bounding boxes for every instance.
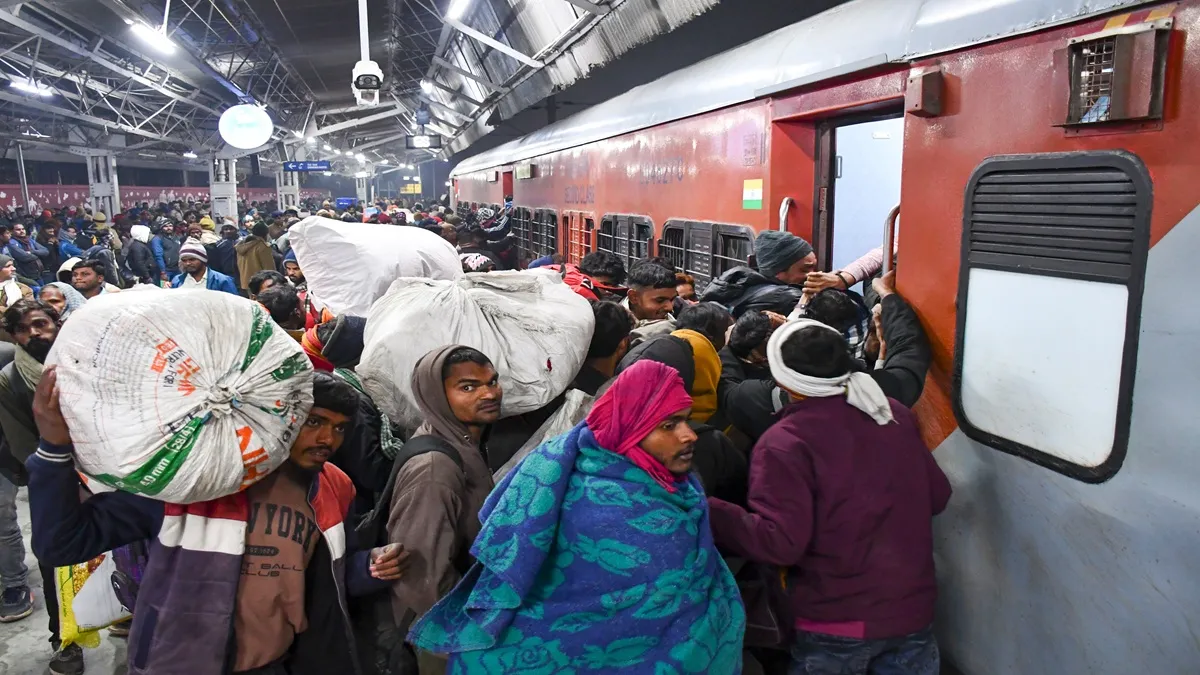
[449,1,1200,673]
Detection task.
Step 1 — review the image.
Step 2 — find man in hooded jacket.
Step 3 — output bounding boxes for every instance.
[700,230,815,317]
[385,345,501,674]
[125,224,158,285]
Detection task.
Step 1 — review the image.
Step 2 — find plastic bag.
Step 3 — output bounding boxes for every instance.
[493,389,594,482]
[289,216,463,317]
[56,542,149,648]
[48,289,314,503]
[358,270,595,430]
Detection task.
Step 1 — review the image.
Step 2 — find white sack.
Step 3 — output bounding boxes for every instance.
[359,270,595,430]
[493,389,593,482]
[289,216,462,316]
[49,290,314,504]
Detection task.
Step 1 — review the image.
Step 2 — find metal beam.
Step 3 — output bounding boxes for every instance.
[0,90,183,143]
[444,17,544,69]
[316,101,401,117]
[418,95,472,123]
[307,107,408,138]
[431,79,482,108]
[431,56,500,94]
[0,9,225,117]
[354,131,408,151]
[560,0,609,14]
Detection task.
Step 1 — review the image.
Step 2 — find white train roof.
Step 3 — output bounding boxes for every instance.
[452,0,1153,177]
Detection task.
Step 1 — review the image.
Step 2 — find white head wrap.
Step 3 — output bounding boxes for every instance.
[767,318,895,425]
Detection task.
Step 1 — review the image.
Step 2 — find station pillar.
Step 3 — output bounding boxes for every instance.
[85,152,121,217]
[277,169,300,211]
[209,157,238,221]
[355,176,369,204]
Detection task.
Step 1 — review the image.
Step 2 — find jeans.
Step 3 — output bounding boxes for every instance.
[789,625,940,675]
[0,473,28,590]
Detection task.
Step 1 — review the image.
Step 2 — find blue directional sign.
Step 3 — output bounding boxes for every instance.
[282,160,331,172]
[335,197,357,209]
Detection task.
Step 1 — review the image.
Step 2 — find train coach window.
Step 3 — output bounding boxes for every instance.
[511,207,533,259]
[566,216,594,264]
[953,151,1150,483]
[598,215,654,271]
[714,225,754,278]
[532,209,558,257]
[661,221,755,292]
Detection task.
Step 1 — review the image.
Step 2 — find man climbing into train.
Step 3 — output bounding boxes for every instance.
[623,259,679,344]
[700,230,813,317]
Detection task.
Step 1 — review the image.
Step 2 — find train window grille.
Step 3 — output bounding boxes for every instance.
[599,215,654,270]
[714,226,754,278]
[663,221,754,292]
[660,225,685,272]
[953,151,1151,484]
[1074,37,1116,123]
[511,207,533,259]
[567,216,593,264]
[532,209,558,257]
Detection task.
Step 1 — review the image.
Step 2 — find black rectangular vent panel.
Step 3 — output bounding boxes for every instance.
[967,165,1143,283]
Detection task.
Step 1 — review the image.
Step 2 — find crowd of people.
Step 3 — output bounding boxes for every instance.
[0,196,949,675]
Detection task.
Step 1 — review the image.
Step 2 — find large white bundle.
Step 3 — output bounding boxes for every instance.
[49,290,314,504]
[359,270,595,430]
[289,216,463,316]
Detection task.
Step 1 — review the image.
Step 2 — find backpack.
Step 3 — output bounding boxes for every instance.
[353,435,463,548]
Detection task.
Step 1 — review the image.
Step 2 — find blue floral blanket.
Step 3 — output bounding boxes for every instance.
[409,422,745,675]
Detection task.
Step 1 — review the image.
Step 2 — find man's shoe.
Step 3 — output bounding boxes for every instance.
[108,620,131,638]
[49,643,86,675]
[0,586,33,622]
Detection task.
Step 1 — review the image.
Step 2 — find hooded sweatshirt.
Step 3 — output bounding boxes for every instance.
[124,225,158,284]
[671,328,721,423]
[235,235,276,291]
[386,345,495,632]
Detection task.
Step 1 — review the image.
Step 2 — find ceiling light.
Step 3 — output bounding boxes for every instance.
[305,136,316,144]
[182,151,198,159]
[292,130,304,138]
[420,80,435,94]
[355,153,365,161]
[130,23,177,55]
[377,159,388,165]
[9,78,53,97]
[322,143,332,151]
[334,149,342,155]
[323,171,332,176]
[354,171,370,178]
[137,152,158,158]
[446,0,471,21]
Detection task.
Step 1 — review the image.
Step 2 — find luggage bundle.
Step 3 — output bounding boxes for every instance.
[48,289,314,503]
[358,269,595,430]
[289,216,463,317]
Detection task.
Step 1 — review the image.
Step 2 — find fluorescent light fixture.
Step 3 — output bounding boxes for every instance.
[377,159,388,165]
[130,23,177,55]
[292,130,304,138]
[322,143,332,151]
[182,151,198,159]
[137,152,158,158]
[323,171,332,176]
[9,78,53,96]
[355,153,365,161]
[305,136,316,144]
[334,149,342,155]
[447,0,471,21]
[420,80,435,94]
[354,171,370,178]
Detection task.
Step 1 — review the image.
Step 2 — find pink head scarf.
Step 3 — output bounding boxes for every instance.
[585,360,693,492]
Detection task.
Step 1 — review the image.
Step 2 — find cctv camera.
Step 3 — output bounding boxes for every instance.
[352,60,384,106]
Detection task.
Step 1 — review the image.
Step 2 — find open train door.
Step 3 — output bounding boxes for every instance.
[502,170,514,200]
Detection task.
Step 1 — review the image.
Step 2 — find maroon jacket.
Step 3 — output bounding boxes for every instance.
[709,396,951,640]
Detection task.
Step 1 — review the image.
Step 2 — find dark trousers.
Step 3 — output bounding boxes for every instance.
[40,561,60,647]
[788,625,939,675]
[235,661,290,675]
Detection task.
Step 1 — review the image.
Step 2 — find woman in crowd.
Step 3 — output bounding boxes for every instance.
[408,360,745,675]
[708,319,951,675]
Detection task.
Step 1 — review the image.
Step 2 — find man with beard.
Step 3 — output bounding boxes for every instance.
[282,250,306,291]
[26,371,411,675]
[70,259,117,299]
[170,241,239,295]
[0,300,83,674]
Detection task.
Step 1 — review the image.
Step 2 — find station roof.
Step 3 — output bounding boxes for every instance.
[0,0,726,172]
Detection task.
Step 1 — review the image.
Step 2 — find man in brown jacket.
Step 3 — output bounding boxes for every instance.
[235,222,276,293]
[387,345,500,674]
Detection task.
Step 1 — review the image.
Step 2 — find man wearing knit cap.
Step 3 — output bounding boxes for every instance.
[700,230,815,317]
[169,240,239,294]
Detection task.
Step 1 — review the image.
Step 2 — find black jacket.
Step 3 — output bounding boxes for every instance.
[207,239,239,286]
[699,266,804,317]
[616,335,695,391]
[689,422,748,508]
[720,293,932,441]
[125,239,157,284]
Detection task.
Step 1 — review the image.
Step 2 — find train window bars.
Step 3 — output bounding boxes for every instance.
[511,207,533,260]
[1062,20,1172,125]
[599,215,654,272]
[953,151,1151,483]
[662,221,755,293]
[532,209,558,258]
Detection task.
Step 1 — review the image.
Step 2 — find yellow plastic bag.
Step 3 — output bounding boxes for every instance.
[56,542,147,648]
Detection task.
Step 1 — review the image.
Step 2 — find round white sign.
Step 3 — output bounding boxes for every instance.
[218,104,274,150]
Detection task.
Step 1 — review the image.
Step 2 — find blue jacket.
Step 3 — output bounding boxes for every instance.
[58,239,85,259]
[169,267,239,294]
[7,237,49,280]
[26,443,384,675]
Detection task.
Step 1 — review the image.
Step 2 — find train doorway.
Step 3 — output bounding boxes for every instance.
[814,113,904,285]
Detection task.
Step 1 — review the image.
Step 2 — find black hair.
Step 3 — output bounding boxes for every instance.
[441,346,493,380]
[804,289,861,333]
[0,225,9,235]
[464,226,489,247]
[675,302,734,349]
[248,269,287,296]
[728,310,772,360]
[626,259,677,290]
[779,325,853,379]
[587,301,636,359]
[641,256,677,273]
[252,222,269,238]
[72,259,105,276]
[579,251,626,285]
[311,371,360,418]
[256,284,300,325]
[3,299,60,334]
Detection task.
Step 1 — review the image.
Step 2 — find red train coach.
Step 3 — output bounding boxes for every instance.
[452,1,1200,673]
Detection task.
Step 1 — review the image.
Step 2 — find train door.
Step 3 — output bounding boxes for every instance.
[815,114,904,284]
[502,171,514,200]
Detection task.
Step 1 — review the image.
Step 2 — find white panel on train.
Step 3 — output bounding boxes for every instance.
[959,268,1126,467]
